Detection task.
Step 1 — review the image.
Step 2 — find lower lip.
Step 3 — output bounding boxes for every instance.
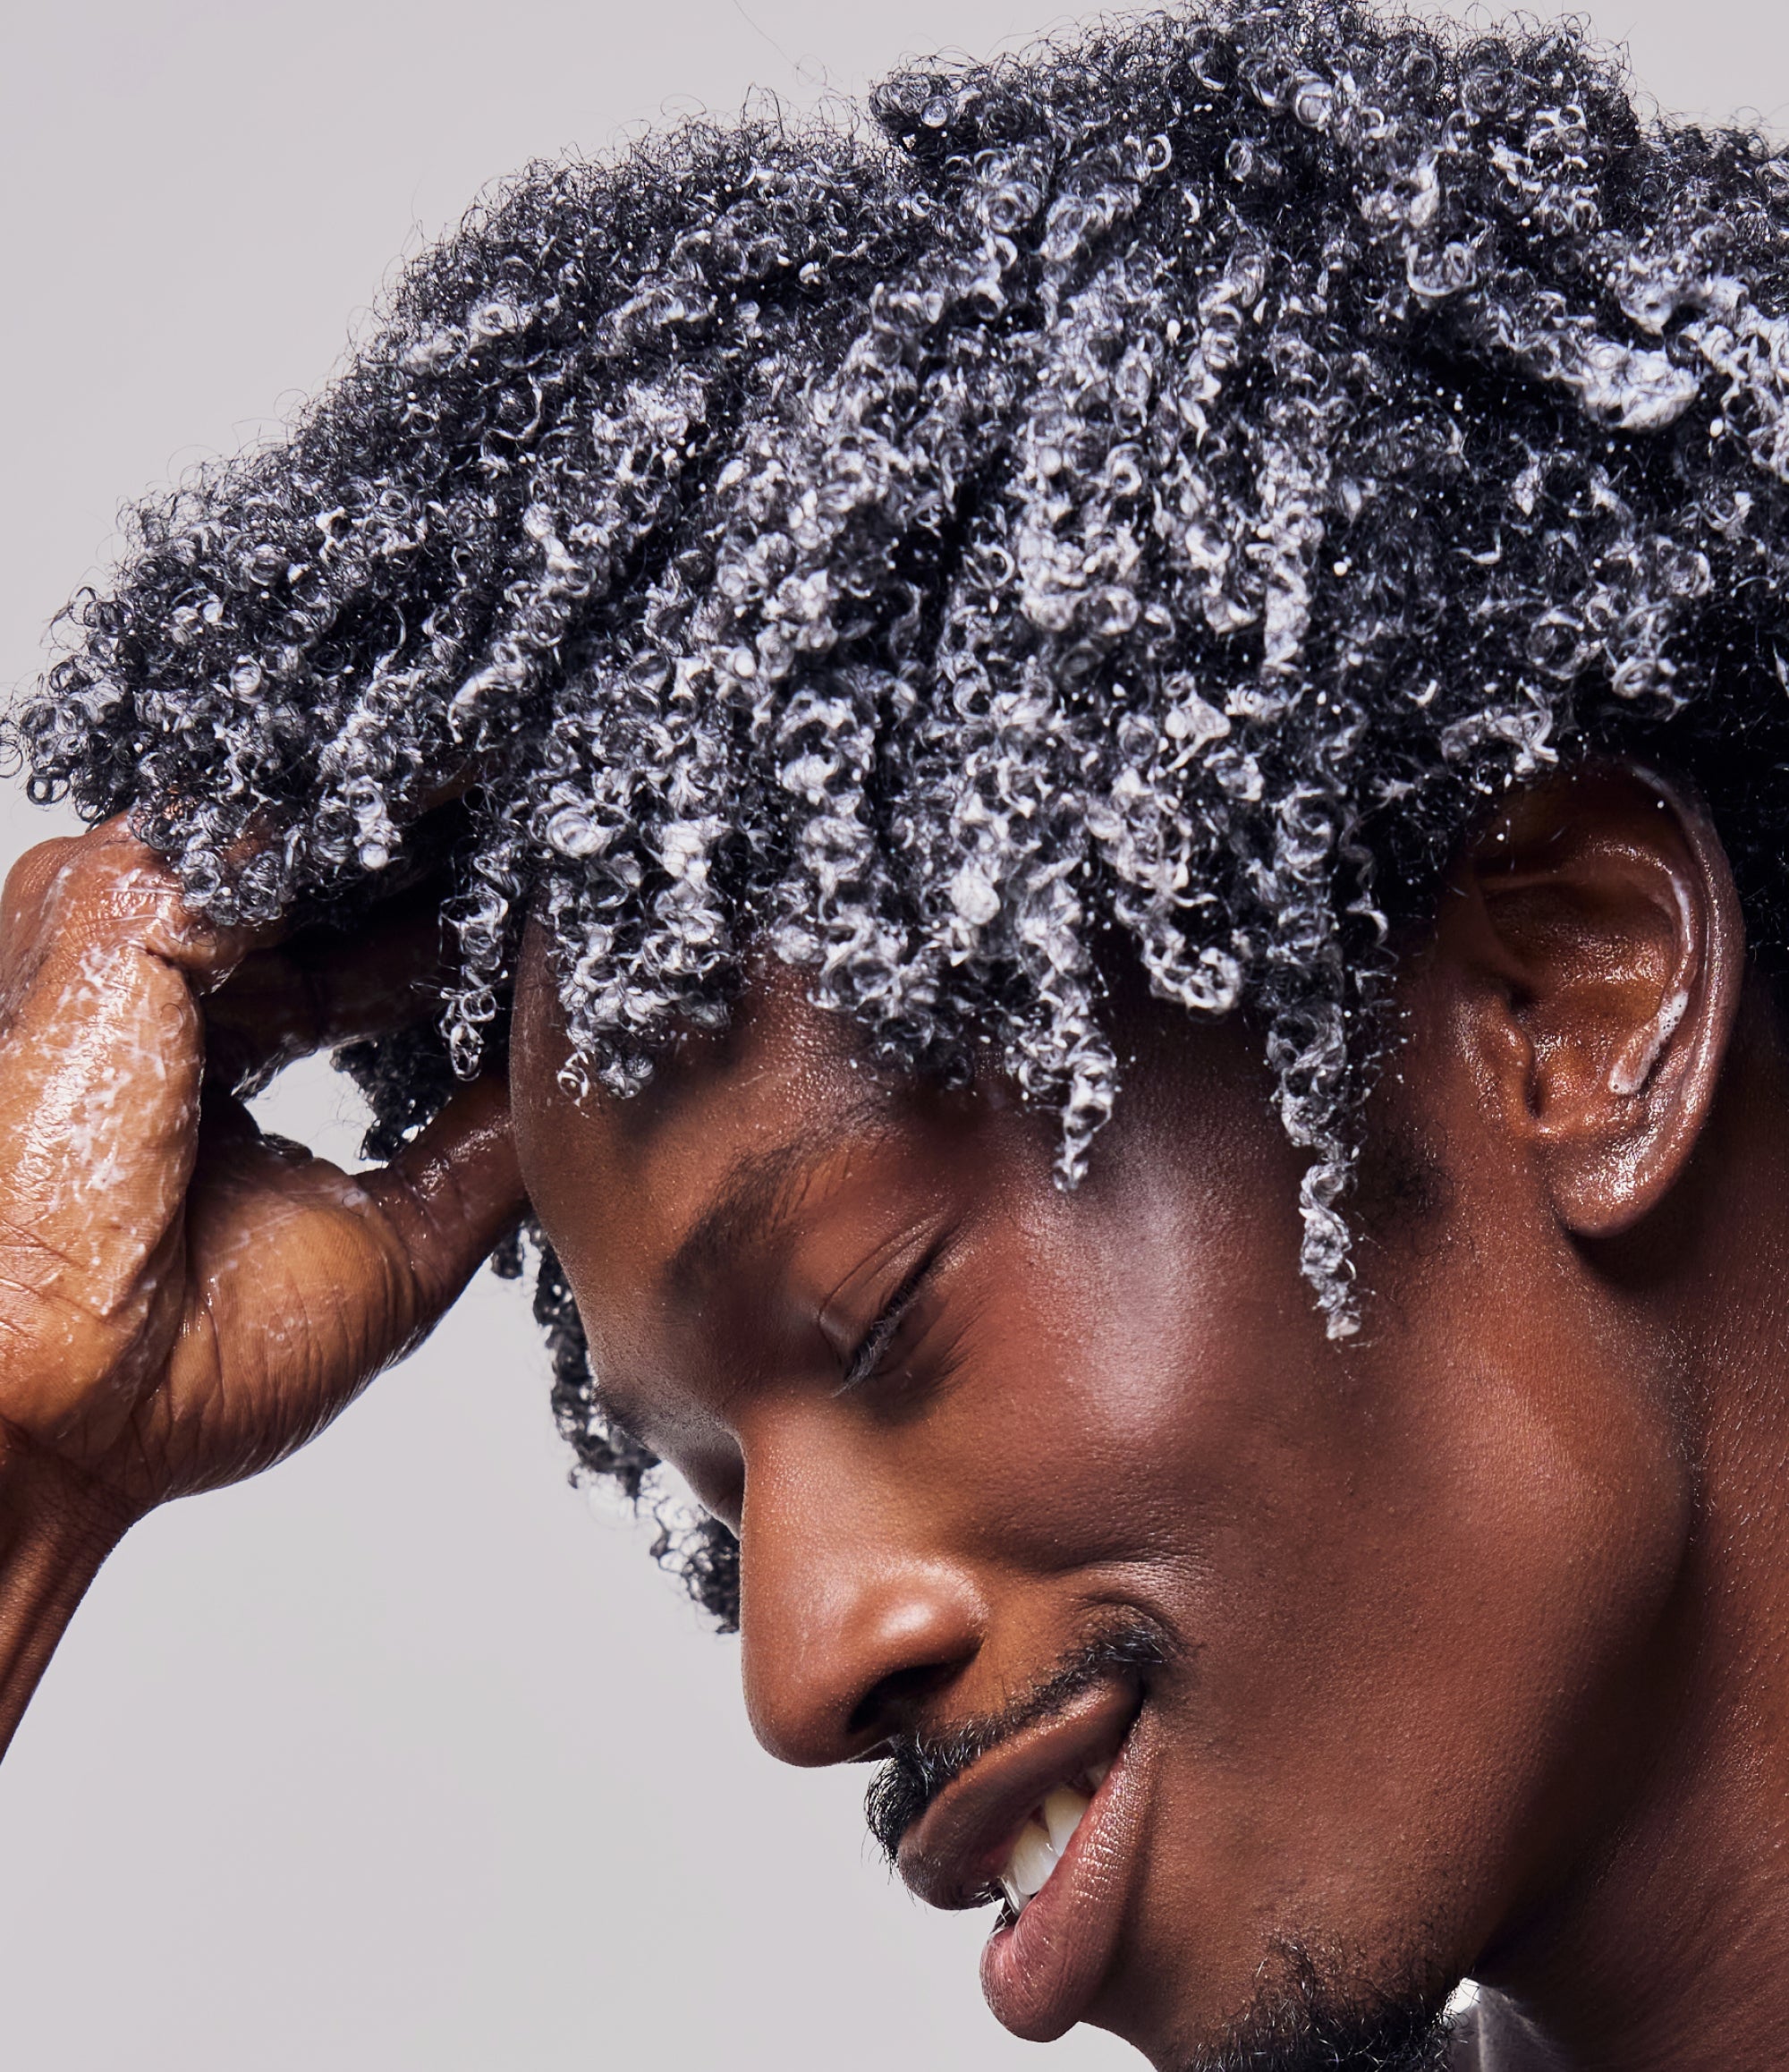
[978,1720,1148,2042]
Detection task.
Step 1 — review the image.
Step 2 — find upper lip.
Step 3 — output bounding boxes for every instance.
[895,1680,1141,1912]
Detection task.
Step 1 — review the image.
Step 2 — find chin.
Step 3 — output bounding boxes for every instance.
[1089,1934,1463,2072]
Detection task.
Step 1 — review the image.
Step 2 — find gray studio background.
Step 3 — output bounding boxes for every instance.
[0,4,1782,2068]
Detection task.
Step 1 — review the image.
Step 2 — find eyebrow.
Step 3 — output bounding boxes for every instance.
[663,1094,899,1308]
[665,1134,820,1306]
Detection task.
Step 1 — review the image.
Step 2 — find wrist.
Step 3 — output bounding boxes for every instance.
[0,1435,135,1758]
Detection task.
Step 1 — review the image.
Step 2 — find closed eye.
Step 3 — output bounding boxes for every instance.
[837,1244,941,1394]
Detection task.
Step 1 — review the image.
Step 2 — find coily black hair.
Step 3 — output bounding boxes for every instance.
[16,2,1789,1624]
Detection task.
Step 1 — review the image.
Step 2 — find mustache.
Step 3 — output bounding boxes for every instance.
[862,1616,1168,1864]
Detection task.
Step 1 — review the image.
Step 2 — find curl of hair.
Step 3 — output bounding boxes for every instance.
[18,1,1789,1626]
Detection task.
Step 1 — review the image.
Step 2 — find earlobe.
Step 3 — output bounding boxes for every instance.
[1444,762,1744,1239]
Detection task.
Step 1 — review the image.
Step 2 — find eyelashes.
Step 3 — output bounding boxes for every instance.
[837,1243,943,1395]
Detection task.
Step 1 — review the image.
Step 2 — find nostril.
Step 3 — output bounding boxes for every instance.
[847,1658,964,1741]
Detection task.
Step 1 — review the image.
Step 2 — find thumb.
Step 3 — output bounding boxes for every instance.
[161,1076,526,1490]
[354,1074,527,1348]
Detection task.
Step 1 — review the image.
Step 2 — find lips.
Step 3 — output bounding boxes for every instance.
[896,1679,1148,2041]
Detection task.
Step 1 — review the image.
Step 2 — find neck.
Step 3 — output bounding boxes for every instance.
[1476,990,1789,2070]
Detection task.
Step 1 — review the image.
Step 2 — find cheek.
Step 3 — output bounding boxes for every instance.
[879,1078,1331,1584]
[905,1147,1688,2044]
[1123,1348,1688,2042]
[866,1152,1335,1674]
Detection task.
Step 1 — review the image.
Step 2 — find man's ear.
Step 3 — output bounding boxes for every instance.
[1433,761,1744,1238]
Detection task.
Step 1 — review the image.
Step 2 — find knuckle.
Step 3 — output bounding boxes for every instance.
[0,828,209,999]
[42,838,187,944]
[2,836,81,922]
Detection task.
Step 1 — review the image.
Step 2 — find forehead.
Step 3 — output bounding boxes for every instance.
[517,930,1284,1268]
[509,939,1055,1391]
[514,941,928,1247]
[509,921,1285,1225]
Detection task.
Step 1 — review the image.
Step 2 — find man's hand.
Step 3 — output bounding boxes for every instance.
[0,819,525,1743]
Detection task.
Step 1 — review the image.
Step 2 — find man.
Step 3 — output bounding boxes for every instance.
[3,2,1787,2064]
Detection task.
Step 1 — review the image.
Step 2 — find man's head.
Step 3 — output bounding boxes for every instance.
[18,3,1789,2063]
[510,752,1771,2068]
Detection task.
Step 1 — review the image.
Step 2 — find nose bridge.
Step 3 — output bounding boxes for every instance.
[738,1417,986,1767]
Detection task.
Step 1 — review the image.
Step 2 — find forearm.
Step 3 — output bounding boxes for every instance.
[0,1438,131,1758]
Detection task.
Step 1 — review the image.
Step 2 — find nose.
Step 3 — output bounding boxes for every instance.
[739,1438,986,1767]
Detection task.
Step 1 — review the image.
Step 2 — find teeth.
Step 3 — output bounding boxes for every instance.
[997,1783,1095,1917]
[1042,1783,1090,1854]
[1086,1759,1111,1789]
[998,1818,1058,1914]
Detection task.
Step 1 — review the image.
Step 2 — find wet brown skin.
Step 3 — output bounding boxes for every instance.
[0,820,524,1746]
[512,765,1789,2072]
[3,767,1789,2067]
